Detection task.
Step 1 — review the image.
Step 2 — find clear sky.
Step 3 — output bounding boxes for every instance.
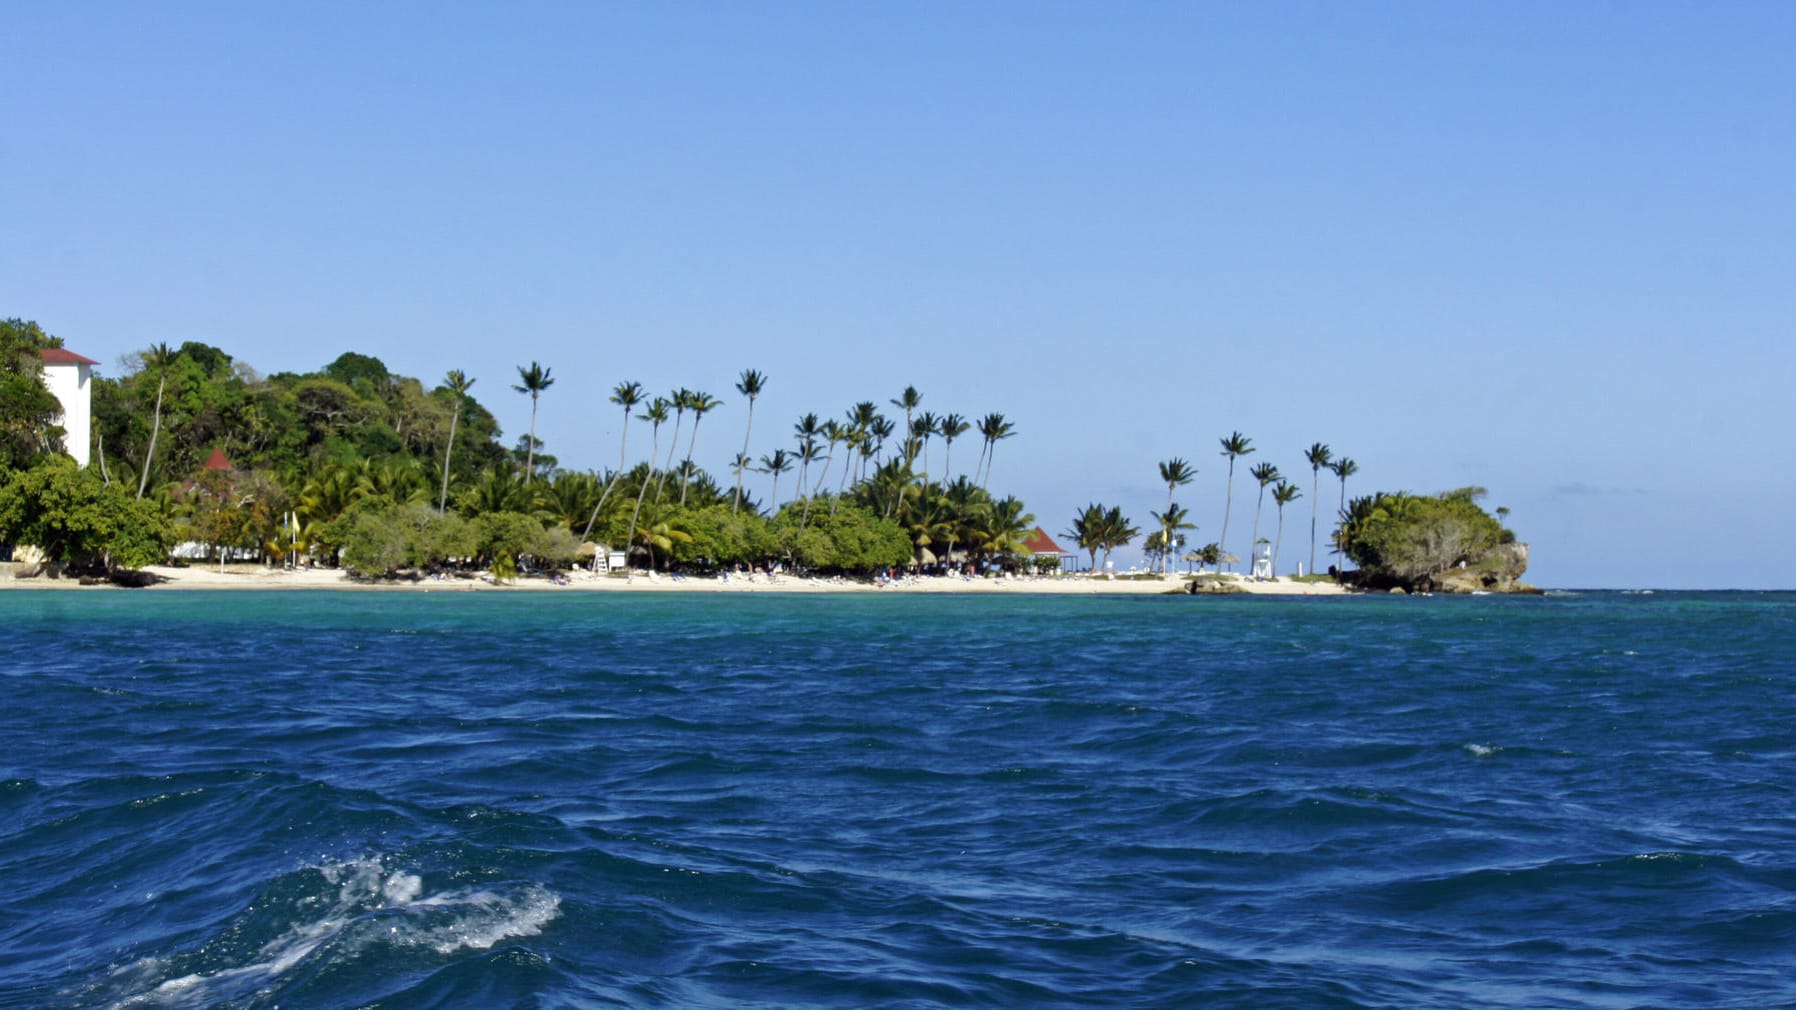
[6,3,1792,589]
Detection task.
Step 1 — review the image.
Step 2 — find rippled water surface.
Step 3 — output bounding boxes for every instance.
[3,589,1794,1008]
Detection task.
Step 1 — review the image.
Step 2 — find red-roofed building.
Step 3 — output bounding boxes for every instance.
[1022,527,1077,571]
[202,447,234,472]
[38,347,97,468]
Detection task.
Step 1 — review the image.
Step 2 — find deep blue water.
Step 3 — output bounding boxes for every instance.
[3,589,1795,1009]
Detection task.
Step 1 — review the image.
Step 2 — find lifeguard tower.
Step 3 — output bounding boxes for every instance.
[1250,540,1273,580]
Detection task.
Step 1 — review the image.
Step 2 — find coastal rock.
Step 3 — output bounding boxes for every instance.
[1433,542,1539,594]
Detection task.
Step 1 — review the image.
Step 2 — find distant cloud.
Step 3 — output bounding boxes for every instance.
[1552,482,1646,497]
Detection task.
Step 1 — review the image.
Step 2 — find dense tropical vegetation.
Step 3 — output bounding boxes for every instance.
[4,315,1527,590]
[0,319,1050,580]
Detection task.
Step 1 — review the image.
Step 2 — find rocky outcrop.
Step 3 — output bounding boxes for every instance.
[1431,542,1539,594]
[1344,542,1539,595]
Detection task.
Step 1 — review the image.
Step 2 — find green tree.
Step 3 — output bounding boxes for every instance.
[1217,432,1253,573]
[512,361,554,482]
[438,369,476,514]
[1305,442,1332,575]
[0,319,66,470]
[679,390,721,505]
[1329,456,1358,569]
[0,457,174,571]
[1148,503,1195,572]
[583,380,644,540]
[1248,461,1280,571]
[732,369,767,512]
[1156,457,1196,573]
[624,398,670,569]
[975,412,1014,490]
[758,448,793,512]
[1272,480,1301,577]
[137,343,175,498]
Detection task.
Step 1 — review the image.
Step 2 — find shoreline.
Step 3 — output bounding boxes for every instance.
[0,564,1353,596]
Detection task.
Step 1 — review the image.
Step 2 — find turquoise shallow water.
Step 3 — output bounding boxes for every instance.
[3,589,1794,1009]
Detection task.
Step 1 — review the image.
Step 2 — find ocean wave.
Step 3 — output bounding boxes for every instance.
[94,855,559,1009]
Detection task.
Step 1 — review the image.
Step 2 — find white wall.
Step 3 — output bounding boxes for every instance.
[41,362,92,468]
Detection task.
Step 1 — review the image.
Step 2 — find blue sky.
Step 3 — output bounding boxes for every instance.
[6,3,1792,588]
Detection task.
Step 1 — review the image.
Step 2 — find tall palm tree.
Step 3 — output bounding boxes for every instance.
[437,369,475,515]
[939,413,970,479]
[655,388,692,501]
[1217,432,1253,573]
[137,342,174,498]
[1272,480,1301,577]
[804,419,845,526]
[623,398,669,567]
[512,362,554,482]
[1305,442,1333,575]
[678,390,720,505]
[582,380,644,539]
[1248,462,1281,571]
[975,412,1015,490]
[1157,458,1196,573]
[732,369,766,512]
[758,448,793,511]
[890,386,922,460]
[912,411,939,489]
[1329,456,1358,569]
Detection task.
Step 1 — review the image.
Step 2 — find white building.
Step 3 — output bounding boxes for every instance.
[39,347,98,468]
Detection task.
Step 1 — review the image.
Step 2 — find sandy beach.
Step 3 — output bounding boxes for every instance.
[0,563,1351,596]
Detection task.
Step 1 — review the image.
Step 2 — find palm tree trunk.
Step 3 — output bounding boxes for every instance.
[1219,460,1235,574]
[625,433,657,571]
[438,404,461,515]
[679,419,704,505]
[1250,488,1266,573]
[655,416,683,502]
[582,409,633,540]
[1274,507,1286,577]
[1309,471,1319,576]
[138,375,165,499]
[524,394,538,481]
[733,402,756,513]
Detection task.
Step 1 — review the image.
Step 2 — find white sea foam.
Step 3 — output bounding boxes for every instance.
[106,855,560,1008]
[1464,743,1500,758]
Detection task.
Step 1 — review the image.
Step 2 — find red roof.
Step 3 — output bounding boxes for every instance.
[39,347,99,366]
[202,447,233,471]
[1022,527,1070,555]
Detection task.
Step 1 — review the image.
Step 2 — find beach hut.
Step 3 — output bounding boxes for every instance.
[38,347,98,468]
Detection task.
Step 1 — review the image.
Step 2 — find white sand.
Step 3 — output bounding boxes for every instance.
[3,564,1350,596]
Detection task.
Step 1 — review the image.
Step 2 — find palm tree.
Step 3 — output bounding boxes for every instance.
[1248,461,1281,570]
[624,398,670,570]
[1329,456,1358,569]
[939,413,970,479]
[582,380,643,539]
[512,362,554,482]
[759,448,793,511]
[912,411,939,489]
[1272,480,1301,577]
[1149,503,1195,573]
[437,369,476,515]
[678,390,721,505]
[1305,442,1333,575]
[732,369,766,512]
[1065,503,1109,572]
[975,412,1015,491]
[890,386,922,459]
[1157,457,1196,573]
[1217,432,1253,573]
[655,388,693,501]
[137,342,174,498]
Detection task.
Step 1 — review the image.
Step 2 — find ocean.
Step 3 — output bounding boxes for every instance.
[2,589,1793,1009]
